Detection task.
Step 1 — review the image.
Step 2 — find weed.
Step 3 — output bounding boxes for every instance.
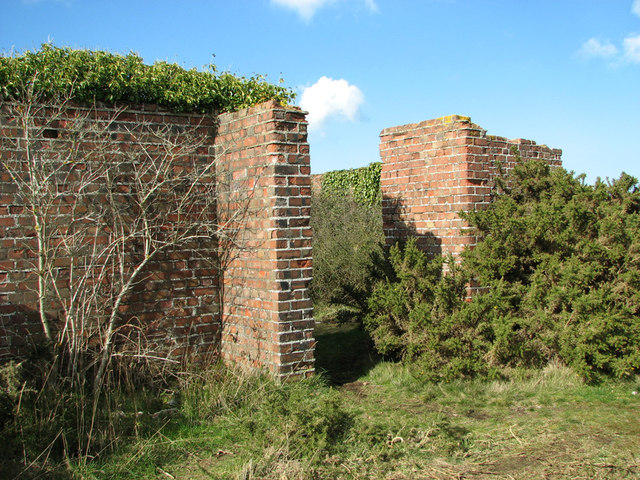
[5,338,639,479]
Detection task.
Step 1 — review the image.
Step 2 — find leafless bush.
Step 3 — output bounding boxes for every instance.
[1,77,256,457]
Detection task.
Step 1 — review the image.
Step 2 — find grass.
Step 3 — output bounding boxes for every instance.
[3,322,639,479]
[313,323,640,478]
[313,319,379,384]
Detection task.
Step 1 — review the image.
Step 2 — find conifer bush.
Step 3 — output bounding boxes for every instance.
[364,160,640,381]
[364,239,493,381]
[462,160,640,379]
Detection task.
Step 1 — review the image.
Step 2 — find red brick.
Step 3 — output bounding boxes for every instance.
[380,115,562,271]
[0,99,314,379]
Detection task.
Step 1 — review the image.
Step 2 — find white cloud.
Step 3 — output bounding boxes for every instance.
[363,0,379,14]
[271,0,336,21]
[300,76,364,131]
[579,37,618,59]
[623,33,640,63]
[578,2,640,66]
[271,0,378,21]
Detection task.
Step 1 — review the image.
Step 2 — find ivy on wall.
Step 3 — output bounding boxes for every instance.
[320,162,382,207]
[0,44,295,113]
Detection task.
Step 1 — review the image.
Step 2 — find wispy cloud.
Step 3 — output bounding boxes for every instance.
[271,0,335,21]
[578,2,640,66]
[579,38,618,59]
[362,0,379,14]
[623,33,640,63]
[271,0,378,21]
[300,76,364,131]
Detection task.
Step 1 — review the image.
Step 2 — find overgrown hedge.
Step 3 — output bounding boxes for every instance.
[311,183,385,322]
[365,160,640,381]
[311,162,385,323]
[0,44,295,112]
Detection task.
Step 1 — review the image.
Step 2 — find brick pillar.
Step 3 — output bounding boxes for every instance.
[379,115,562,260]
[215,100,314,380]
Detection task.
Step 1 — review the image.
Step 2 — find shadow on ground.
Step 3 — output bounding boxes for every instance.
[313,321,380,385]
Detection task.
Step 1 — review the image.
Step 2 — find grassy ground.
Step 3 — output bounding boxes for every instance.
[311,322,640,479]
[313,320,378,384]
[11,322,640,479]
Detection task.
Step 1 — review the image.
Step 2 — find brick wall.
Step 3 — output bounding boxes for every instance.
[215,101,314,379]
[0,99,314,380]
[379,115,562,258]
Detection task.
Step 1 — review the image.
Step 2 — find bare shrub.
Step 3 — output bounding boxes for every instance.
[0,77,247,460]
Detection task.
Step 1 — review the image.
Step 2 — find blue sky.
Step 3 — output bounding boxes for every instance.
[1,0,639,181]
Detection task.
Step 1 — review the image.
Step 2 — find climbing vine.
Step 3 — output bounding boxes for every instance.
[320,162,382,206]
[0,44,295,113]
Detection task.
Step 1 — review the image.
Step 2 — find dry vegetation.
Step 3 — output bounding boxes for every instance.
[13,322,630,480]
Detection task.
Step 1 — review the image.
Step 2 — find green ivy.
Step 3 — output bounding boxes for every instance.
[320,162,381,207]
[0,44,295,113]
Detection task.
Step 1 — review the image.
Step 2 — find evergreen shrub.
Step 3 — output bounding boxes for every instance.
[364,239,494,381]
[462,160,640,379]
[364,160,640,381]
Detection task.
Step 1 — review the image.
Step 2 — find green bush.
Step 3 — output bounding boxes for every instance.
[311,174,386,322]
[363,160,640,381]
[0,44,294,112]
[461,161,640,379]
[364,239,493,381]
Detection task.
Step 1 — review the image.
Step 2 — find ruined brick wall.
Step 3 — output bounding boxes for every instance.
[379,115,562,258]
[0,100,314,379]
[215,101,314,379]
[0,101,221,363]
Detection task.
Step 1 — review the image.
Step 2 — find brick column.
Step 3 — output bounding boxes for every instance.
[215,100,314,380]
[379,115,562,259]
